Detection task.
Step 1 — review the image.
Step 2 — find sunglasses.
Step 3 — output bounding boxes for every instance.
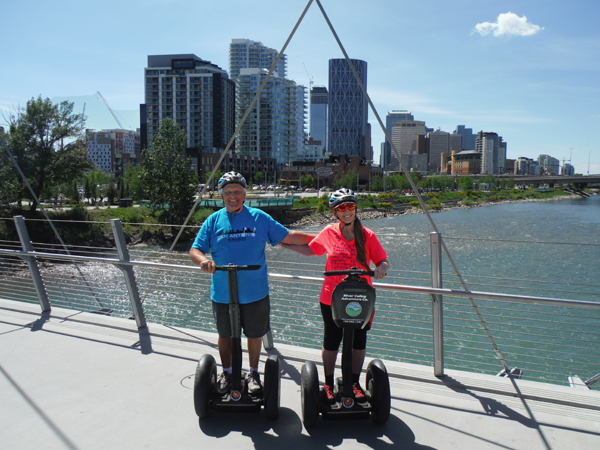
[335,203,356,212]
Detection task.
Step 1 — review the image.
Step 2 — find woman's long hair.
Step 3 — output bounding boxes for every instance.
[353,217,369,270]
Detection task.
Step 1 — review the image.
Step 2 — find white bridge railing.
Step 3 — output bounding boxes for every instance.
[1,215,599,390]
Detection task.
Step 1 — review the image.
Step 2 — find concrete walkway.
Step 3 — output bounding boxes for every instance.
[1,298,599,450]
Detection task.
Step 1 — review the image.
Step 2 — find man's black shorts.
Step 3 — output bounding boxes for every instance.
[212,295,270,339]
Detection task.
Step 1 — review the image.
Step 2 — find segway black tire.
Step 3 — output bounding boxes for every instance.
[366,359,391,424]
[264,355,281,420]
[194,354,217,418]
[301,361,320,427]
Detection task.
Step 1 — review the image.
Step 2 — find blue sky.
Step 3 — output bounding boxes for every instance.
[2,0,599,174]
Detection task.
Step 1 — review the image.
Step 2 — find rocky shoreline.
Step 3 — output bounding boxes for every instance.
[289,194,581,228]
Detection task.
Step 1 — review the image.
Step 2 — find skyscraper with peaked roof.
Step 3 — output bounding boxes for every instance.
[327,58,368,159]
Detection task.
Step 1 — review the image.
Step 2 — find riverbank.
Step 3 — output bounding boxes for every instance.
[289,193,585,228]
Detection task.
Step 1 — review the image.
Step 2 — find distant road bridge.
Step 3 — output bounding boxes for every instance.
[427,174,600,187]
[197,196,299,212]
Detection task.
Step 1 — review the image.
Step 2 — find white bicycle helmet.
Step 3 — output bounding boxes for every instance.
[329,188,358,209]
[218,171,247,194]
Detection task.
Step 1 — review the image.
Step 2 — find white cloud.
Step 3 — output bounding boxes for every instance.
[474,12,543,37]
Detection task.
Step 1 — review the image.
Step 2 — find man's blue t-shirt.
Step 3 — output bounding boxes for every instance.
[191,206,289,304]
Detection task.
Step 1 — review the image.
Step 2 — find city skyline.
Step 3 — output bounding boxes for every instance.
[2,0,599,174]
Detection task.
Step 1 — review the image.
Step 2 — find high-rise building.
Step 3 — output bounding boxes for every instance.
[454,125,476,150]
[477,131,506,174]
[230,40,306,167]
[516,157,535,175]
[429,130,450,173]
[309,87,328,154]
[390,120,426,170]
[384,110,414,169]
[143,54,236,163]
[538,154,560,175]
[86,128,140,175]
[229,39,287,80]
[234,68,306,166]
[328,58,368,159]
[562,163,575,176]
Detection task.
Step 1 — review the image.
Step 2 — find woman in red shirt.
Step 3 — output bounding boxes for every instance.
[280,188,389,404]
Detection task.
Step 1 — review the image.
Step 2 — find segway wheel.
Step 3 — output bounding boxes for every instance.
[366,359,391,424]
[194,354,217,418]
[301,361,320,427]
[264,355,281,420]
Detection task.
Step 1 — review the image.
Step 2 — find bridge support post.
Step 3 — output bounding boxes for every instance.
[111,219,146,328]
[13,216,51,312]
[262,330,274,350]
[430,232,444,377]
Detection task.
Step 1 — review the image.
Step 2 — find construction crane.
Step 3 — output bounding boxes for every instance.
[302,62,314,90]
[97,91,126,129]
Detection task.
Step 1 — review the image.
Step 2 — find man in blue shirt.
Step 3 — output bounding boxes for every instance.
[190,172,314,395]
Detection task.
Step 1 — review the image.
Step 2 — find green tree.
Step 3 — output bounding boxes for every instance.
[205,170,223,190]
[253,171,263,186]
[0,129,21,213]
[300,174,314,189]
[333,169,358,190]
[105,180,118,205]
[140,118,198,224]
[63,179,79,203]
[124,163,144,201]
[458,176,474,191]
[370,175,383,192]
[4,96,92,214]
[85,170,108,203]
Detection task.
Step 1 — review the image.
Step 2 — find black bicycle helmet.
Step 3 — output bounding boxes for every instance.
[329,188,358,209]
[218,171,247,194]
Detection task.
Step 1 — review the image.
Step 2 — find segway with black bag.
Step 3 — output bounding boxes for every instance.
[301,268,391,426]
[194,264,281,419]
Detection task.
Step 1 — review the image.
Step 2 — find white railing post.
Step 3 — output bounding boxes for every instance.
[13,216,51,312]
[262,330,274,350]
[430,232,444,377]
[111,219,146,328]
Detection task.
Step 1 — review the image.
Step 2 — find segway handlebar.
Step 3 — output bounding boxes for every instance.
[215,264,261,272]
[323,267,375,277]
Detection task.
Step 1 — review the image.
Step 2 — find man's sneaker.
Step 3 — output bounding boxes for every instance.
[321,384,336,404]
[215,371,231,394]
[246,370,262,396]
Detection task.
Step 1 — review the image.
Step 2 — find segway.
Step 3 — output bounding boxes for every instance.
[301,268,391,426]
[193,264,281,419]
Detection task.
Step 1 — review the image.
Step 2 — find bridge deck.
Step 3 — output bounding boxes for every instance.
[1,298,599,450]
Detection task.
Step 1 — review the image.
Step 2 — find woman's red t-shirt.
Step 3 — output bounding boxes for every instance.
[308,223,388,305]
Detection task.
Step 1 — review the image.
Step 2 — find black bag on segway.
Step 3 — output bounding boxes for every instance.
[330,276,376,330]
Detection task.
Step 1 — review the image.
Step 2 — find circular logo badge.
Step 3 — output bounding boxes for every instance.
[231,390,241,401]
[343,397,354,408]
[346,302,362,317]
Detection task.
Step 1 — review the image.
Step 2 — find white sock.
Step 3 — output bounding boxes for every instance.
[223,367,232,374]
[249,367,258,373]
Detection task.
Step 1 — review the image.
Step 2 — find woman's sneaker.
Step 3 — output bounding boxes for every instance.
[321,384,336,404]
[215,372,231,394]
[353,383,369,407]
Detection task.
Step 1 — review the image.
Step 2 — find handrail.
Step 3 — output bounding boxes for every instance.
[2,247,598,310]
